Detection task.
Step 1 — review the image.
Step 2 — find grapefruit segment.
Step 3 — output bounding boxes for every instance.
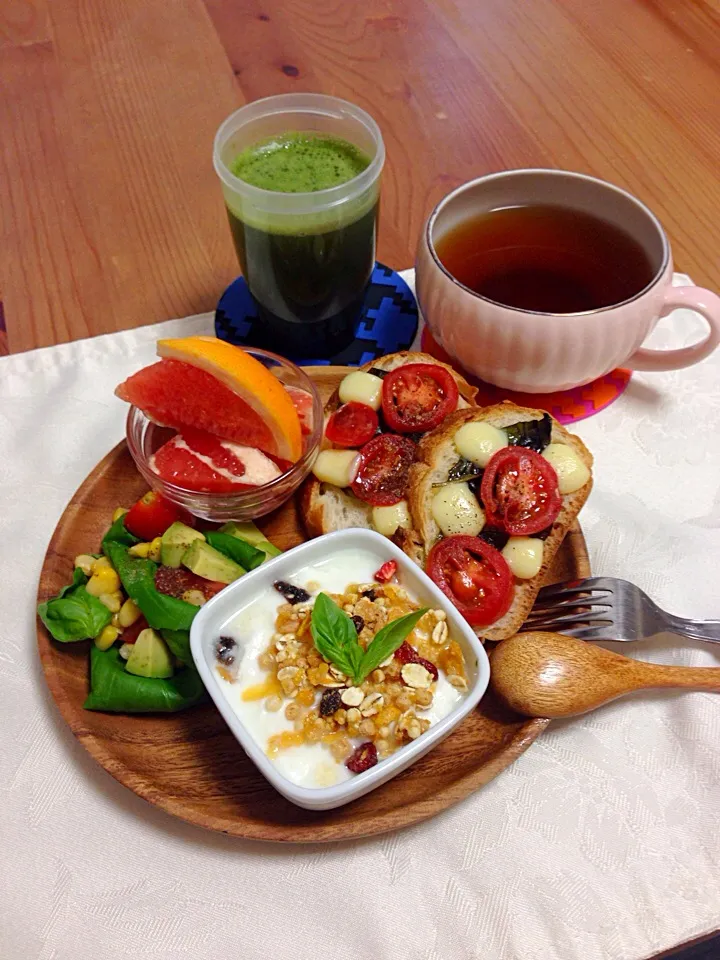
[150,428,284,494]
[156,337,302,460]
[286,386,314,436]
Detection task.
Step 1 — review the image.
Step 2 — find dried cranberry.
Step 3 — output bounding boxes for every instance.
[273,580,310,604]
[345,741,378,773]
[394,641,419,665]
[215,636,237,666]
[395,642,439,681]
[319,688,343,717]
[351,615,365,634]
[373,560,397,583]
[360,588,377,601]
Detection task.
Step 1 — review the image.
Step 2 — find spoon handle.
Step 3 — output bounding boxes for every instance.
[636,661,720,691]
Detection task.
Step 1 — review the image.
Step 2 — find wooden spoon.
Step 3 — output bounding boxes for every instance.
[490,631,720,718]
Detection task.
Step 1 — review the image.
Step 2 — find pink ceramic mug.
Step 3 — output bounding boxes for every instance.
[415,169,720,392]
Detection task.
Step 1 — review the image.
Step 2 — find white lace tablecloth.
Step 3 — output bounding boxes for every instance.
[2,272,720,960]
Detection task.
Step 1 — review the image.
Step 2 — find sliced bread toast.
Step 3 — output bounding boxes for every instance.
[300,352,476,543]
[408,402,593,641]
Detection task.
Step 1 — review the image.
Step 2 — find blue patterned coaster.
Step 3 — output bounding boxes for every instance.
[214,262,418,366]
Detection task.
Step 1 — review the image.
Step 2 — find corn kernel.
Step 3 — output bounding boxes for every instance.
[128,542,150,559]
[111,613,122,629]
[86,567,121,596]
[118,598,141,628]
[94,625,119,650]
[98,590,123,613]
[74,554,95,576]
[148,537,163,562]
[91,556,112,573]
[112,507,128,522]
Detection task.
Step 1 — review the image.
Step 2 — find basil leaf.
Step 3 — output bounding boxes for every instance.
[505,413,552,453]
[161,628,191,665]
[84,645,205,713]
[446,457,484,484]
[205,531,265,571]
[38,568,112,642]
[104,541,198,632]
[357,608,428,683]
[310,593,363,682]
[101,515,141,549]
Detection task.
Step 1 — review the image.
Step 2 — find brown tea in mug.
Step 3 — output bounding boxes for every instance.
[434,204,655,313]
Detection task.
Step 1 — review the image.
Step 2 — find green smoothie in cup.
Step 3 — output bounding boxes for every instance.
[214,96,385,357]
[230,132,370,192]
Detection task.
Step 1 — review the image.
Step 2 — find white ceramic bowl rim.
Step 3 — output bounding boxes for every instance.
[189,529,490,810]
[425,167,670,317]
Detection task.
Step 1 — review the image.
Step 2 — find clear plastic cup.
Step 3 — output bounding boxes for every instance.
[213,94,385,358]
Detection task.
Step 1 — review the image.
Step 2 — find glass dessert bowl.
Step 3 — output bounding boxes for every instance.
[125,347,323,523]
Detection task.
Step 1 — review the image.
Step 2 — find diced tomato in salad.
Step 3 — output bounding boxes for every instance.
[124,491,194,540]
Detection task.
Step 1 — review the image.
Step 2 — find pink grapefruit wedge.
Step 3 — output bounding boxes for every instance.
[115,337,303,461]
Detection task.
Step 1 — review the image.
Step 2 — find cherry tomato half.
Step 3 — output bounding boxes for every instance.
[350,434,416,506]
[124,491,194,541]
[325,402,379,448]
[381,363,459,434]
[480,447,562,536]
[427,535,513,627]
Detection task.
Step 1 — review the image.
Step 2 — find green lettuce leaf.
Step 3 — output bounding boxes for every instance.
[205,531,265,571]
[38,568,112,643]
[102,515,141,549]
[103,541,198,632]
[83,645,205,713]
[161,628,192,665]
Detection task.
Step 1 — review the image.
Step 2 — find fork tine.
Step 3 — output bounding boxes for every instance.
[530,595,612,612]
[522,611,614,630]
[518,623,616,641]
[536,577,617,600]
[562,625,616,642]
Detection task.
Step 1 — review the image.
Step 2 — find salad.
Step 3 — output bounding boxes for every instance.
[38,490,281,713]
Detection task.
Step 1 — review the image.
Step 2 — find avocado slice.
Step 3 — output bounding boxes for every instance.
[219,521,282,559]
[182,540,245,584]
[125,628,174,679]
[160,522,206,568]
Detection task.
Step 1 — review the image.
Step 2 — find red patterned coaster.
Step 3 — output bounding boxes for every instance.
[420,328,631,425]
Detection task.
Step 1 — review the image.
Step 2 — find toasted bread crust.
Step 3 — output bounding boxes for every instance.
[409,402,593,641]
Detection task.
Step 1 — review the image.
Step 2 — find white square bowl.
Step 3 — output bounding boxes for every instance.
[189,528,490,811]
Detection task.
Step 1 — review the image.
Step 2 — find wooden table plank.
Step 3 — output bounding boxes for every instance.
[0,0,240,353]
[2,0,720,355]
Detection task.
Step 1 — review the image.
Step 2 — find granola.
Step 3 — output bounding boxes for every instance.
[261,580,468,769]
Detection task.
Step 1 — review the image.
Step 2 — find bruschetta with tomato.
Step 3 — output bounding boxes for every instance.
[408,402,593,640]
[299,351,476,558]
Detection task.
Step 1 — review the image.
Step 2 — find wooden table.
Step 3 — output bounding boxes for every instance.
[2,0,720,358]
[1,1,719,954]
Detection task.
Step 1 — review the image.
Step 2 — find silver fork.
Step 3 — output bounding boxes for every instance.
[522,576,720,644]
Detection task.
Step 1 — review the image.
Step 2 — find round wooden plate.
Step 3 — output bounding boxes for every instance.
[37,367,590,842]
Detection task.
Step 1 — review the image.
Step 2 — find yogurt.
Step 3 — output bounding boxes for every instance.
[212,547,466,789]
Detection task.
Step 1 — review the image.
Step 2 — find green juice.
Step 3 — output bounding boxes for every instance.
[225,132,378,356]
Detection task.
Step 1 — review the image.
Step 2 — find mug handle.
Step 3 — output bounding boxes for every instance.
[626,285,720,371]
